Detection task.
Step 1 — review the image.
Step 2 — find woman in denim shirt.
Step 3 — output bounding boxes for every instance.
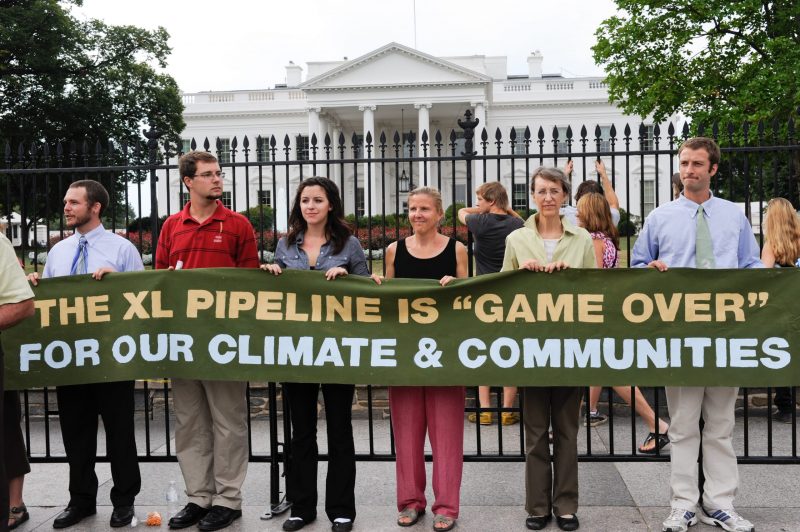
[261,177,368,532]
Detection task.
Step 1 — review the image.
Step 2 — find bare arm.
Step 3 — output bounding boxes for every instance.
[457,207,480,226]
[592,239,605,268]
[761,241,776,268]
[595,159,620,210]
[440,241,469,286]
[384,242,397,279]
[0,298,34,330]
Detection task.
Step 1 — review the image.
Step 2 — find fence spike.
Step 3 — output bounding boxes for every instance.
[325,132,332,147]
[712,121,720,138]
[667,122,675,136]
[580,125,588,140]
[638,122,647,138]
[17,142,24,161]
[537,126,545,140]
[697,122,706,136]
[757,119,765,138]
[481,128,489,142]
[202,137,210,151]
[653,123,661,137]
[610,124,617,138]
[310,133,317,147]
[524,126,531,141]
[594,124,601,139]
[680,122,689,138]
[566,125,573,140]
[449,129,457,143]
[421,129,428,144]
[495,127,503,141]
[434,129,442,144]
[624,124,632,138]
[283,134,290,148]
[510,127,517,142]
[788,117,795,138]
[366,131,373,145]
[351,132,359,147]
[727,121,735,138]
[552,125,559,139]
[742,120,750,140]
[393,131,401,145]
[270,135,276,148]
[43,143,50,159]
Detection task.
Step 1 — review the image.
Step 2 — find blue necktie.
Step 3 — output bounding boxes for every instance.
[70,236,88,275]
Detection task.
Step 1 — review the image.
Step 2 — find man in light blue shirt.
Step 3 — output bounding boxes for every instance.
[632,138,760,532]
[29,180,143,529]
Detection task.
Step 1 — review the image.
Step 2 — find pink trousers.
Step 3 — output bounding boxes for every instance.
[388,386,466,518]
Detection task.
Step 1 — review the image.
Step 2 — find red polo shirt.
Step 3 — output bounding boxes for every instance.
[155,200,259,270]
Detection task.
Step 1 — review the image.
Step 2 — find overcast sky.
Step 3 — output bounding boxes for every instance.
[74,0,619,93]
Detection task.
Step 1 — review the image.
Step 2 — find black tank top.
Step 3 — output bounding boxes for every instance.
[394,237,457,280]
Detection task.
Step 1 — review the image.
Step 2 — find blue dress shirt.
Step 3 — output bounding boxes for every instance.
[43,224,145,278]
[631,193,762,269]
[274,232,370,276]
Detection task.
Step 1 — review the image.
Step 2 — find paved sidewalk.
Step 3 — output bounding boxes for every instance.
[15,410,800,531]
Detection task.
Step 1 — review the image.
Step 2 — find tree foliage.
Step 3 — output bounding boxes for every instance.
[0,0,184,146]
[592,1,800,126]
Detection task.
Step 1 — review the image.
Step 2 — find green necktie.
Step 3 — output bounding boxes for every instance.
[695,205,715,269]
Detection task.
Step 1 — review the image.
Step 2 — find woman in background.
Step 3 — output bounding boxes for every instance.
[760,197,800,424]
[577,192,670,454]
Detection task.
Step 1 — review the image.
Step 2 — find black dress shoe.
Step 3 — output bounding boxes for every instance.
[198,506,242,531]
[110,505,135,528]
[53,506,96,529]
[282,517,308,531]
[556,514,580,531]
[526,514,552,530]
[168,503,210,529]
[331,519,354,532]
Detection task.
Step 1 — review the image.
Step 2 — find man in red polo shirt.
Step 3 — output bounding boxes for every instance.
[156,151,259,531]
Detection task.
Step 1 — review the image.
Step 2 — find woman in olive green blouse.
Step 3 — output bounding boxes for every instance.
[501,166,595,532]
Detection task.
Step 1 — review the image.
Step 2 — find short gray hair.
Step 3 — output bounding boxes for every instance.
[530,166,571,195]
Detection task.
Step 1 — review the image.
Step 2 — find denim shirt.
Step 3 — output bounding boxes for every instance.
[274,232,370,276]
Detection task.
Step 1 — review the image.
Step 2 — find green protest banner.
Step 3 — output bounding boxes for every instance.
[2,267,798,389]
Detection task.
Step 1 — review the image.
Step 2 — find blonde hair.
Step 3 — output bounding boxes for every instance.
[577,192,619,249]
[476,182,511,211]
[408,186,444,214]
[764,197,800,265]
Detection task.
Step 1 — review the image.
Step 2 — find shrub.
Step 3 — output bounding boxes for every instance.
[240,206,274,231]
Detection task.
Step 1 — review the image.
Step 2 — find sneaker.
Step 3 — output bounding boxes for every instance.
[774,409,794,424]
[583,410,608,427]
[662,508,697,532]
[467,412,493,425]
[501,412,520,425]
[699,508,754,532]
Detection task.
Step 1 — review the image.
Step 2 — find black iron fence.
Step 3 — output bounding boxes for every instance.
[2,111,800,508]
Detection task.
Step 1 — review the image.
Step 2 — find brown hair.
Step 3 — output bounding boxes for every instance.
[764,197,800,265]
[671,172,683,199]
[286,177,351,255]
[179,151,218,179]
[408,186,444,214]
[69,180,110,216]
[530,166,570,195]
[678,137,721,168]
[476,182,511,211]
[577,192,619,249]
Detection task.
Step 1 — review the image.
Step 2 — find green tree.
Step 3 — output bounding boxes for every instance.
[592,1,800,127]
[0,0,184,145]
[0,0,185,230]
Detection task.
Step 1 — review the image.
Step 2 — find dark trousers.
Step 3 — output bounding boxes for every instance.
[4,391,31,480]
[285,382,356,523]
[775,387,795,412]
[523,386,582,517]
[57,381,141,509]
[0,353,7,530]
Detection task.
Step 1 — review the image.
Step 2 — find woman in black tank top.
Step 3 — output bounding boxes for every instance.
[381,187,467,531]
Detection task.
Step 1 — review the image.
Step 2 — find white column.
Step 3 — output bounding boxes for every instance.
[415,103,431,186]
[359,105,377,218]
[472,101,488,188]
[318,114,329,155]
[307,107,320,160]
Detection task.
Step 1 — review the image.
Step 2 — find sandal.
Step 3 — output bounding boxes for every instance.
[433,514,456,531]
[9,504,29,530]
[639,432,670,454]
[397,507,425,527]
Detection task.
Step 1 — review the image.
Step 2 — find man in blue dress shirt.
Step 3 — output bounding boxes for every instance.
[29,180,143,529]
[632,137,761,532]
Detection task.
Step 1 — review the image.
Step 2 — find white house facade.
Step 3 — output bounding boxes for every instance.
[168,42,678,230]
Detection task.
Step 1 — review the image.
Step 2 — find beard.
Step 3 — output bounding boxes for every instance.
[205,192,223,201]
[67,212,92,230]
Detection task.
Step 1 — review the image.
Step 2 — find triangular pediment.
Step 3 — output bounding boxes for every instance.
[301,43,490,91]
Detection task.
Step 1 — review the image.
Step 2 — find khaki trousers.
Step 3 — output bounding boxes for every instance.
[173,379,249,510]
[665,386,739,511]
[523,386,582,516]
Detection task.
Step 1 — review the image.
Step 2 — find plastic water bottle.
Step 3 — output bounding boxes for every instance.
[165,480,180,521]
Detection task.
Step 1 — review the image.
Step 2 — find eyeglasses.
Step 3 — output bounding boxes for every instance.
[191,171,225,180]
